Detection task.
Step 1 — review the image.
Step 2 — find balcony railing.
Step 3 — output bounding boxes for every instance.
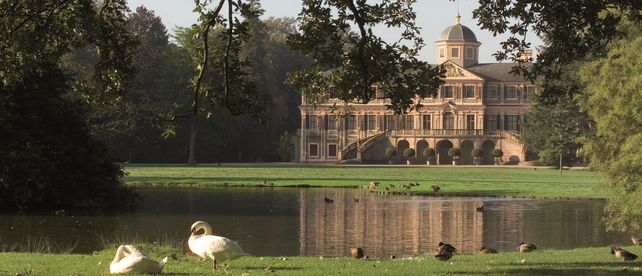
[391,129,502,137]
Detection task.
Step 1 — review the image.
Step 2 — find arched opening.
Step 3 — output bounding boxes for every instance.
[481,140,495,165]
[436,140,453,165]
[397,140,410,163]
[443,112,454,130]
[416,140,429,163]
[460,140,474,165]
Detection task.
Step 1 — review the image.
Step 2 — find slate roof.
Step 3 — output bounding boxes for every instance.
[465,63,532,82]
[439,24,478,42]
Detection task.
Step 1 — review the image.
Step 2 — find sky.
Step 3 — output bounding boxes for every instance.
[127,0,543,63]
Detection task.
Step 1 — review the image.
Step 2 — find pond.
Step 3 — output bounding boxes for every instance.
[0,187,628,257]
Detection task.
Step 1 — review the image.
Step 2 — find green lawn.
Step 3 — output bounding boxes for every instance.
[124,164,604,199]
[2,245,641,275]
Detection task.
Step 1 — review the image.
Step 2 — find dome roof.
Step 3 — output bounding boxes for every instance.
[439,15,478,42]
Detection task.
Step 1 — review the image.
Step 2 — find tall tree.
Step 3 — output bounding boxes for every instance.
[0,0,138,210]
[578,18,642,232]
[164,0,269,165]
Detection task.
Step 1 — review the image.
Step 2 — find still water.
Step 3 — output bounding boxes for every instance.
[0,187,628,257]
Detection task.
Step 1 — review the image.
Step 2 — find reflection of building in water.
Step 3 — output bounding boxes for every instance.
[299,190,498,257]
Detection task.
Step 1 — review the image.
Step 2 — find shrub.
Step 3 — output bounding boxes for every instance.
[385,147,397,158]
[448,148,461,158]
[491,149,504,158]
[403,148,416,159]
[472,148,483,157]
[423,148,436,157]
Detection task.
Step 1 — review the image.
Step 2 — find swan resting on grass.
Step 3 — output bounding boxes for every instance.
[109,244,168,274]
[188,220,249,270]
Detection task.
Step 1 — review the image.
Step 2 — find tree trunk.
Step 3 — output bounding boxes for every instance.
[188,115,198,165]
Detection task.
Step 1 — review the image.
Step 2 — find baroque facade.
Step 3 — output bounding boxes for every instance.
[295,16,535,165]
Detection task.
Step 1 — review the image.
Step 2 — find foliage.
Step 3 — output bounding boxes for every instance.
[0,65,138,211]
[423,148,435,158]
[384,147,397,158]
[0,0,138,210]
[286,0,444,114]
[277,131,292,162]
[491,149,504,158]
[473,1,641,101]
[471,148,483,158]
[448,148,461,158]
[578,18,642,232]
[402,148,416,159]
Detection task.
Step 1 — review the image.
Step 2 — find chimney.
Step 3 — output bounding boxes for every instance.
[518,49,533,62]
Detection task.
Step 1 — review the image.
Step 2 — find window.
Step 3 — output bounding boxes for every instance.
[439,47,445,58]
[526,85,536,98]
[505,86,518,99]
[465,47,474,60]
[366,115,376,130]
[485,115,498,130]
[347,115,357,130]
[443,112,454,129]
[306,115,317,129]
[486,85,498,98]
[505,115,519,130]
[422,115,431,129]
[466,115,475,130]
[327,144,337,157]
[375,88,386,98]
[404,115,414,130]
[451,47,459,58]
[384,115,397,130]
[327,115,336,130]
[309,144,319,157]
[465,86,475,98]
[443,86,453,98]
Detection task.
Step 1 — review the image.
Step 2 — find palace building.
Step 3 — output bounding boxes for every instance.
[294,15,535,165]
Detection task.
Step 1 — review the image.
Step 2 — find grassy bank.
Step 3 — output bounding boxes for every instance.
[124,165,603,199]
[2,245,641,275]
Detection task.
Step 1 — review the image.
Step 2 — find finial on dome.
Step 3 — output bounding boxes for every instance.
[456,13,461,24]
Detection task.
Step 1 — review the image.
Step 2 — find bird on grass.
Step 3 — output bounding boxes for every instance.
[631,235,642,246]
[479,247,498,254]
[110,244,168,274]
[431,185,441,192]
[437,242,457,254]
[350,247,364,259]
[611,246,638,261]
[434,250,453,261]
[188,221,248,270]
[517,242,537,252]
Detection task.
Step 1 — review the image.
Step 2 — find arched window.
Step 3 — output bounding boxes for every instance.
[443,112,454,129]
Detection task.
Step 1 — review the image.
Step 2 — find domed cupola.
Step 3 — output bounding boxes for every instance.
[435,14,481,67]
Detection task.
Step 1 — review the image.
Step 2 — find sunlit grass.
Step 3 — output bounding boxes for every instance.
[124,164,603,199]
[0,235,76,254]
[1,245,641,275]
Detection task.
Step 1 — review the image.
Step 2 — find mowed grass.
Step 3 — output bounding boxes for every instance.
[124,164,604,199]
[2,245,642,275]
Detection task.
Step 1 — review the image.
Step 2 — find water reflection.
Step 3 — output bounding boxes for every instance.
[0,188,628,257]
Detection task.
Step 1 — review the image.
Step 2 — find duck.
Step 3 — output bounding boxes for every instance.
[434,250,453,261]
[109,244,168,274]
[476,205,484,212]
[431,185,441,192]
[350,247,364,259]
[188,221,249,270]
[324,197,334,203]
[437,242,457,253]
[631,235,642,246]
[611,246,638,261]
[353,198,360,203]
[517,242,537,252]
[479,247,498,254]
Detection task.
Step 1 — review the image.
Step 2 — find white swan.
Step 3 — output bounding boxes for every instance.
[188,221,248,270]
[109,244,168,274]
